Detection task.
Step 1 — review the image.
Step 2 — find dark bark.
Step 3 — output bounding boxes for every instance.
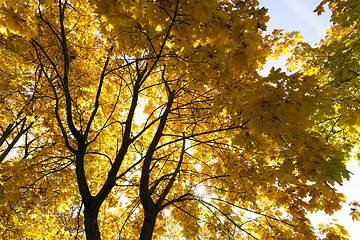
[0,120,34,164]
[139,210,158,240]
[84,207,101,240]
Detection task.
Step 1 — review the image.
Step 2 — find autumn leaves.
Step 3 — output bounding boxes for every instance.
[0,0,359,239]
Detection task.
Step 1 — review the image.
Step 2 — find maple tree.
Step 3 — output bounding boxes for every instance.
[0,0,357,239]
[288,0,360,232]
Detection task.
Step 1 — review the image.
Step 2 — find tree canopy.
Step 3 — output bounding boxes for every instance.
[0,0,359,239]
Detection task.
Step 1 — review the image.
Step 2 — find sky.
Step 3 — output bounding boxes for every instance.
[259,0,360,239]
[259,0,332,75]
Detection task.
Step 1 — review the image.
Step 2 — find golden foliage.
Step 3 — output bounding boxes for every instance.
[0,0,357,239]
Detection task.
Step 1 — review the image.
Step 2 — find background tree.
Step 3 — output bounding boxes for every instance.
[0,2,83,238]
[0,0,355,239]
[287,0,360,236]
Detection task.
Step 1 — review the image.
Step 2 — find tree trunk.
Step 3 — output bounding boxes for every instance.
[84,208,101,240]
[139,211,158,240]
